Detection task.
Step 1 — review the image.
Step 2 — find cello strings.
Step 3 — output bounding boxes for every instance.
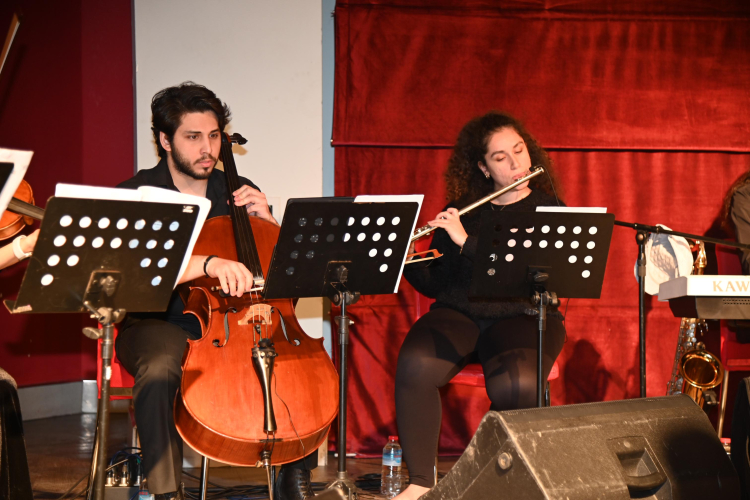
[221,137,261,302]
[222,137,258,277]
[228,162,255,270]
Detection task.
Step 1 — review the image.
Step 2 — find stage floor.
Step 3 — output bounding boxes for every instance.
[25,412,457,499]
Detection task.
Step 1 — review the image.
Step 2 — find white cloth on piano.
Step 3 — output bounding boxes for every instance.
[634,224,694,295]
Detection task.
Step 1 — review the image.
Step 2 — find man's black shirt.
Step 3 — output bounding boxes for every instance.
[117,157,259,336]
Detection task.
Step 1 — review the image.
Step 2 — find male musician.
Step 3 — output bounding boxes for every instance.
[116,82,317,500]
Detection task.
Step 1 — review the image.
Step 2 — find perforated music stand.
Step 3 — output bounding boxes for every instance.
[470,211,614,406]
[6,196,200,500]
[264,197,421,500]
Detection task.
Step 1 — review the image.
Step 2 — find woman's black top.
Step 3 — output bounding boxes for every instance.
[403,189,562,320]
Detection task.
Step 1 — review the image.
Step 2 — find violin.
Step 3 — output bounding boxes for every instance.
[174,133,339,467]
[0,180,44,240]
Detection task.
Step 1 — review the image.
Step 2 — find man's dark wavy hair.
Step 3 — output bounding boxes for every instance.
[444,111,560,204]
[721,170,750,238]
[151,82,231,159]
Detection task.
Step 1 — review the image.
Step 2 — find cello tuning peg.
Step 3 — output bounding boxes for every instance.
[229,133,248,145]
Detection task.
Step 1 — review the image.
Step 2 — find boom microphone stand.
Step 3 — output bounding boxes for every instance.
[614,220,750,397]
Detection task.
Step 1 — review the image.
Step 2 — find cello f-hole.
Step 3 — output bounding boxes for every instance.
[217,307,237,348]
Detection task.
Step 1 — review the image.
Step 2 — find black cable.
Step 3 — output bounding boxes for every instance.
[272,373,308,473]
[181,469,224,489]
[542,167,562,207]
[56,473,88,500]
[182,481,330,500]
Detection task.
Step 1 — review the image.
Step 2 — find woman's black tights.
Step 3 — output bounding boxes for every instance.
[395,308,566,488]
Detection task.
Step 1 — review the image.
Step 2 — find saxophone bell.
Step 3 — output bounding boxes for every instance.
[678,342,724,408]
[666,242,725,410]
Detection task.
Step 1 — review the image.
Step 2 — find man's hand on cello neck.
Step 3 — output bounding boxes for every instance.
[231,184,278,225]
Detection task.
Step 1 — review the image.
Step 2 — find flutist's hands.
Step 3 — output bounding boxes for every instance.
[428,208,468,250]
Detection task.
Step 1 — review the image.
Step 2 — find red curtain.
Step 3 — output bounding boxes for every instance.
[332,0,750,456]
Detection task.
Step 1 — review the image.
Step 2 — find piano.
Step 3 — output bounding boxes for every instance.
[658,275,750,319]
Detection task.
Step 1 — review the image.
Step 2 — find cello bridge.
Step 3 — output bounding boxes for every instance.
[239,304,273,328]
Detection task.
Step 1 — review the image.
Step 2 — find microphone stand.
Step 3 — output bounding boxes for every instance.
[614,220,750,398]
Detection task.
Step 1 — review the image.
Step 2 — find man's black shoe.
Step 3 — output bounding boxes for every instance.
[153,491,183,500]
[275,466,315,500]
[154,483,184,500]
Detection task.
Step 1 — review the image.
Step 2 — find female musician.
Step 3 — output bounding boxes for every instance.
[396,111,566,499]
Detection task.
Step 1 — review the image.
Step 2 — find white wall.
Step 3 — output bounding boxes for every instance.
[134,0,324,338]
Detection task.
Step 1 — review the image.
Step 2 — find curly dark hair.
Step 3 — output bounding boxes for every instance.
[151,81,232,159]
[444,111,560,204]
[720,170,750,237]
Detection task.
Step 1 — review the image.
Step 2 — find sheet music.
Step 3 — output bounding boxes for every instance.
[0,148,33,215]
[55,183,211,286]
[354,194,424,292]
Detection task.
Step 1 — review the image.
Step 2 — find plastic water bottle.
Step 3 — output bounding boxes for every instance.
[138,478,154,500]
[381,435,404,498]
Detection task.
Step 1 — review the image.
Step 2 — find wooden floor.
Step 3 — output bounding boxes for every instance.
[24,413,457,499]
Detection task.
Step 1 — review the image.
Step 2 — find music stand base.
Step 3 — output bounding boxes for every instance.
[326,472,360,500]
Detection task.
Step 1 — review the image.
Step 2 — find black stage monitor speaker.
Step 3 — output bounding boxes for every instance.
[731,377,750,499]
[422,395,739,500]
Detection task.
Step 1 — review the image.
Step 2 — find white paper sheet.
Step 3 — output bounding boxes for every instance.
[0,148,34,215]
[55,183,211,287]
[354,194,424,293]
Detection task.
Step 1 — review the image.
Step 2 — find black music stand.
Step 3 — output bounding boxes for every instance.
[6,196,200,500]
[470,211,614,407]
[264,197,421,500]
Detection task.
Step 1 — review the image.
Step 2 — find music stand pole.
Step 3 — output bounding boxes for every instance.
[331,283,359,495]
[83,304,125,500]
[636,231,647,398]
[530,283,559,407]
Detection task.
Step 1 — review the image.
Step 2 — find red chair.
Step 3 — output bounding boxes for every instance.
[94,325,137,454]
[415,284,561,405]
[716,245,750,439]
[449,357,560,405]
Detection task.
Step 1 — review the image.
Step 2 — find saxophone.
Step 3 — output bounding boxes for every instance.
[666,242,724,408]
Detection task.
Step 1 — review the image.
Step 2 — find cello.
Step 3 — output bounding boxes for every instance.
[174,133,339,471]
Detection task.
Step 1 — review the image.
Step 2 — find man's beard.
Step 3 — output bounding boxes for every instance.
[171,145,217,180]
